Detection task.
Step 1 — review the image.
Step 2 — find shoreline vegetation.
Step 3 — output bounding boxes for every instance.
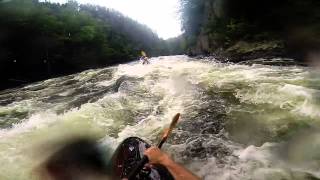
[1,0,319,90]
[177,0,320,63]
[0,0,169,90]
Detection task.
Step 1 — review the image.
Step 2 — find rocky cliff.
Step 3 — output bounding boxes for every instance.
[180,0,320,63]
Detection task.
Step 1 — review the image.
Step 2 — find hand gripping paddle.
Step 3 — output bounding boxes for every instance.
[127,113,180,180]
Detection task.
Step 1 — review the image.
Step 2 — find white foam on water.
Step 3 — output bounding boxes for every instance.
[279,84,317,99]
[0,112,59,138]
[293,99,320,118]
[190,141,319,180]
[0,56,319,179]
[58,89,76,96]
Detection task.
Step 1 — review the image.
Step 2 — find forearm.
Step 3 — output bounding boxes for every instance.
[161,157,201,180]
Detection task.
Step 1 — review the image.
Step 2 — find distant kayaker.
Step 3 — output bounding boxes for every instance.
[140,50,150,65]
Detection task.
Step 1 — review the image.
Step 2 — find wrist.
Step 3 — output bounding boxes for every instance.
[159,154,173,166]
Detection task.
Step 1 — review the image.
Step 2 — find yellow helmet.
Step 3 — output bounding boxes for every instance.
[141,51,147,57]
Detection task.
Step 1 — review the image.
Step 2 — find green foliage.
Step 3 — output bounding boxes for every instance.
[0,0,169,89]
[206,18,254,47]
[179,0,206,36]
[179,0,320,53]
[165,36,187,55]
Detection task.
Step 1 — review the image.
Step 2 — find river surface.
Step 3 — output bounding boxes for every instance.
[0,56,320,180]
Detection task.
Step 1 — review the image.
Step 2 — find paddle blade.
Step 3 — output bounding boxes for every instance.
[165,113,180,138]
[158,113,180,148]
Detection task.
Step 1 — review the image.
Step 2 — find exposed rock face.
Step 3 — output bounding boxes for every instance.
[222,40,287,62]
[184,0,320,62]
[190,34,210,55]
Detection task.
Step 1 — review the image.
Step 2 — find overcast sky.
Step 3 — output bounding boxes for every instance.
[47,0,182,39]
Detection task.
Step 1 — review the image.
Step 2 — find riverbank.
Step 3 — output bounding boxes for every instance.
[180,0,320,67]
[190,39,309,66]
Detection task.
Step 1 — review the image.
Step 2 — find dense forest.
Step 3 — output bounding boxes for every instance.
[0,0,169,90]
[1,0,320,90]
[178,0,320,61]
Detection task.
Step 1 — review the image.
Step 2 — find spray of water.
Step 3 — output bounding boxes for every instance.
[0,56,319,179]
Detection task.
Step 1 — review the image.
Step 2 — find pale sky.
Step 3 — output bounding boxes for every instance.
[48,0,182,39]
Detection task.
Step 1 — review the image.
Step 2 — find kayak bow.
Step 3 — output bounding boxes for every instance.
[127,113,180,180]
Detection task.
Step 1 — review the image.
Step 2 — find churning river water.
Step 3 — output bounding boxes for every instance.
[0,56,320,180]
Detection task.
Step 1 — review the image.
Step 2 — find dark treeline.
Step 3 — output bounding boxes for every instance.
[177,0,320,61]
[3,0,318,90]
[0,0,170,90]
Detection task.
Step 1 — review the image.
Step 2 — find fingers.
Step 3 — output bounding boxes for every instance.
[144,146,159,153]
[144,147,160,159]
[144,147,168,164]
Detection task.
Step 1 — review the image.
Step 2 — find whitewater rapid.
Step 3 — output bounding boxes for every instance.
[0,56,319,180]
